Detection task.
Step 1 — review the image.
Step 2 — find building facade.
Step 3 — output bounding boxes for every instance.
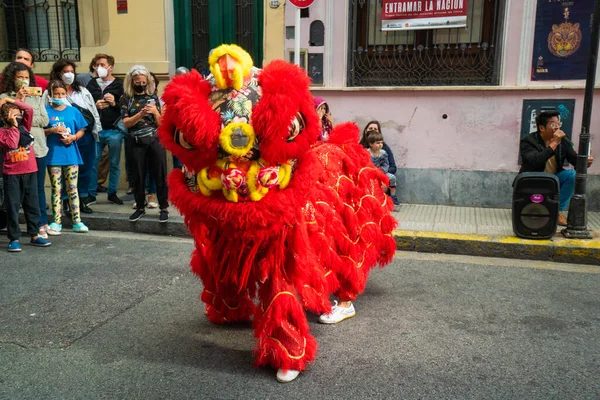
[281,0,600,210]
[0,0,597,209]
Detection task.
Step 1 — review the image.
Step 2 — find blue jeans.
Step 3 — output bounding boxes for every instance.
[36,156,48,227]
[146,172,156,194]
[89,129,123,196]
[556,169,576,211]
[77,132,97,198]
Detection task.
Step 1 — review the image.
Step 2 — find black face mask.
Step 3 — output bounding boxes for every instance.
[15,116,22,126]
[133,84,147,94]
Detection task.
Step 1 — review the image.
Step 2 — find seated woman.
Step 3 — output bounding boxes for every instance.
[359,121,399,202]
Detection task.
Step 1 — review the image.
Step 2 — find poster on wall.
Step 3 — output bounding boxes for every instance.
[520,99,575,140]
[519,99,576,163]
[381,0,468,31]
[531,1,594,80]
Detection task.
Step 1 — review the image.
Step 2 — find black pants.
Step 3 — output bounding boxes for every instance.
[4,172,40,241]
[130,138,168,210]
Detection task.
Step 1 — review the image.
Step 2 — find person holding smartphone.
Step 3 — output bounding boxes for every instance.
[120,65,168,223]
[0,61,50,238]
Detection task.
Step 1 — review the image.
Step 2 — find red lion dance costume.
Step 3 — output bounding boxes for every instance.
[158,45,396,382]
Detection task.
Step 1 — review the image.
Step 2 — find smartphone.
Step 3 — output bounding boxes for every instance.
[146,99,155,106]
[25,87,42,96]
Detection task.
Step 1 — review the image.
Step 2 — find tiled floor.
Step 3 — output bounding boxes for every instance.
[393,204,600,236]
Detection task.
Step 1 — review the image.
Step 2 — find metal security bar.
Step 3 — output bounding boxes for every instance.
[348,0,506,86]
[0,0,80,62]
[191,0,210,73]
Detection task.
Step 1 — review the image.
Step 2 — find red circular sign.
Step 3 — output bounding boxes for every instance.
[289,0,315,8]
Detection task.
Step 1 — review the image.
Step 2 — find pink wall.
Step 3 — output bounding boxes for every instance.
[316,89,600,174]
[287,0,600,175]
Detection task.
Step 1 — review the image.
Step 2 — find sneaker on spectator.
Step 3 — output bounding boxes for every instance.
[159,209,169,223]
[47,223,62,236]
[126,187,134,195]
[8,240,21,252]
[147,193,158,209]
[129,209,146,222]
[391,194,400,206]
[72,222,89,233]
[81,202,93,214]
[97,185,108,193]
[108,193,124,205]
[30,236,51,247]
[38,225,49,240]
[318,301,356,324]
[83,195,97,206]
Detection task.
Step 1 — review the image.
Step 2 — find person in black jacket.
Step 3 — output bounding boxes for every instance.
[86,53,125,205]
[519,111,594,225]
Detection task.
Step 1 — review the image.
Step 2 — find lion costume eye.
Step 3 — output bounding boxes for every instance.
[174,128,195,149]
[287,112,305,142]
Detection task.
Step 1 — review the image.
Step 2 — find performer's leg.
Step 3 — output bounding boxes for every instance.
[191,247,255,324]
[254,276,317,381]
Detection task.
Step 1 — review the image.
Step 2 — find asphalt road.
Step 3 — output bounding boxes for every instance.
[1,231,599,400]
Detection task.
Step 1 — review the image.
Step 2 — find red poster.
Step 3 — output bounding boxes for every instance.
[117,0,128,14]
[381,0,468,31]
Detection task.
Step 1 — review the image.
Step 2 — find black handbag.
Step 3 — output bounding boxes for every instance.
[131,126,157,146]
[66,97,95,133]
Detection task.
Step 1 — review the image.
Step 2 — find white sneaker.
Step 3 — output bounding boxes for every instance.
[318,301,356,324]
[276,369,300,383]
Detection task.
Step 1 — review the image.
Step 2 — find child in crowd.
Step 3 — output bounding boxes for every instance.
[367,131,400,206]
[44,80,89,235]
[0,97,51,251]
[314,96,333,142]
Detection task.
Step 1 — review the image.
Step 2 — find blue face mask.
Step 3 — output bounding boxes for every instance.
[51,98,69,106]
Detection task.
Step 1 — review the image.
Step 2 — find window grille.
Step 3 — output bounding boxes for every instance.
[0,0,80,62]
[348,0,506,86]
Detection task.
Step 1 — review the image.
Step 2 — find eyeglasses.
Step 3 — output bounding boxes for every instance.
[550,121,562,129]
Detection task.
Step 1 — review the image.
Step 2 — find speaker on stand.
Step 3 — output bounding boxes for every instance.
[512,172,560,239]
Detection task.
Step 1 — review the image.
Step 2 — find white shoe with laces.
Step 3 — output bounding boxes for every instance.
[276,369,300,383]
[318,300,356,324]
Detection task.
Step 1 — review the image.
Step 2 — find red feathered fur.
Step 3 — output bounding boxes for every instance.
[159,59,396,372]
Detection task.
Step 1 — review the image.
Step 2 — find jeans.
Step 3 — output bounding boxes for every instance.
[77,132,97,198]
[36,156,48,227]
[146,172,156,194]
[89,129,122,196]
[556,169,576,211]
[4,172,39,240]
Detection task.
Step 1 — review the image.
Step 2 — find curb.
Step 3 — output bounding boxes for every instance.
[22,213,600,266]
[394,230,600,267]
[22,212,189,237]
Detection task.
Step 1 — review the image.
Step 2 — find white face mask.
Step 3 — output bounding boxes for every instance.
[62,72,75,85]
[96,66,108,78]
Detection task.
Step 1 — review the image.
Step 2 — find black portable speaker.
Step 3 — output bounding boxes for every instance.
[512,172,560,239]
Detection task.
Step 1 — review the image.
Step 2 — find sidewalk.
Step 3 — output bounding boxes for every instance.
[41,189,600,266]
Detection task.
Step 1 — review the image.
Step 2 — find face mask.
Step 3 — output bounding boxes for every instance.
[133,84,147,94]
[15,79,29,89]
[51,98,69,106]
[62,72,75,85]
[96,66,108,78]
[15,116,22,125]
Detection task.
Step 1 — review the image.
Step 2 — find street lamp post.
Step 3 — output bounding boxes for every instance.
[562,0,600,239]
